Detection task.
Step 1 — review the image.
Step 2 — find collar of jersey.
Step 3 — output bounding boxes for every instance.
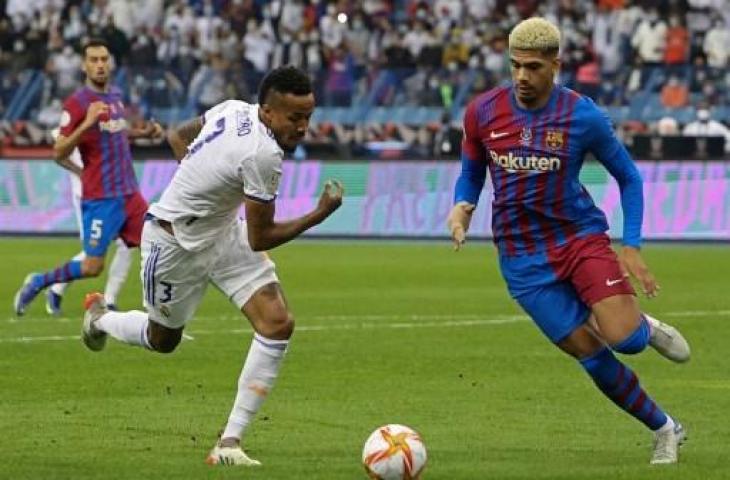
[509,85,560,116]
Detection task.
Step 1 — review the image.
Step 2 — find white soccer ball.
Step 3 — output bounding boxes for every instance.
[362,424,427,480]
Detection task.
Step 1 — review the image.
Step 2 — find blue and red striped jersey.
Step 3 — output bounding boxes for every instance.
[455,84,643,256]
[59,86,138,200]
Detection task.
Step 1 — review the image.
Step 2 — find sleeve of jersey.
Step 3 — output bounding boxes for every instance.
[239,152,282,203]
[454,103,487,205]
[585,102,643,248]
[59,97,85,137]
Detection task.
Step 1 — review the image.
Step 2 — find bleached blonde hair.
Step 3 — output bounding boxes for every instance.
[508,17,561,55]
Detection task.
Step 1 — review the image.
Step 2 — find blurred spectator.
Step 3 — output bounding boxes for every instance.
[195,1,225,57]
[243,18,274,94]
[597,79,624,106]
[703,18,729,71]
[37,97,63,128]
[164,2,197,38]
[109,0,136,39]
[0,0,725,136]
[689,53,710,92]
[129,28,158,69]
[61,5,85,46]
[664,15,689,66]
[656,116,680,135]
[660,76,689,108]
[47,45,81,98]
[324,46,355,106]
[682,107,730,153]
[345,12,370,78]
[593,5,623,77]
[134,0,165,31]
[442,29,469,68]
[631,9,667,70]
[700,79,725,105]
[102,16,130,64]
[188,54,227,113]
[576,55,601,100]
[319,4,346,56]
[279,0,305,43]
[403,20,431,61]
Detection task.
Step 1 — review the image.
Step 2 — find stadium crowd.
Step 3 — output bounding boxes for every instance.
[0,0,728,153]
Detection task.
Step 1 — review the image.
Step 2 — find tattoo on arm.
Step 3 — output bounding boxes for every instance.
[175,117,203,146]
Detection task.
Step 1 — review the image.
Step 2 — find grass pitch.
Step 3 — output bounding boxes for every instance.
[1,238,729,479]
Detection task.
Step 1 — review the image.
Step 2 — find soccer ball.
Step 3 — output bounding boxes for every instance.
[362,424,427,480]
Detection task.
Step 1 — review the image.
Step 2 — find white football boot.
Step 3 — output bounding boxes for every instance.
[650,419,686,465]
[82,292,108,351]
[205,441,261,467]
[646,315,690,363]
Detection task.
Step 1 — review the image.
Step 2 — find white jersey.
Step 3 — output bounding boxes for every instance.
[149,100,284,252]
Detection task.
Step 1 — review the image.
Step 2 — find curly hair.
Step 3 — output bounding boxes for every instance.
[258,66,313,104]
[509,17,561,55]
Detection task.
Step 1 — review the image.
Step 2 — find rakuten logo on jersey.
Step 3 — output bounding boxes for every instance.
[99,118,128,133]
[489,150,561,173]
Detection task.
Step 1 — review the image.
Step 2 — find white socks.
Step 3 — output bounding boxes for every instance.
[50,251,86,295]
[96,310,151,349]
[104,241,132,305]
[222,333,289,441]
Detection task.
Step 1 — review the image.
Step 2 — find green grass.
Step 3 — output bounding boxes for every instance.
[1,238,729,479]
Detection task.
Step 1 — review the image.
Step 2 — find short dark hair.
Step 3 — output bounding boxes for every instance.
[82,38,110,57]
[258,66,313,104]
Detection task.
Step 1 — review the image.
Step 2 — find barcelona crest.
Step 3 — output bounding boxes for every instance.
[519,127,533,146]
[545,130,564,150]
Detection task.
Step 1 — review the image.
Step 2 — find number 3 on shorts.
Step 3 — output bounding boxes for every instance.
[160,281,173,303]
[90,219,103,240]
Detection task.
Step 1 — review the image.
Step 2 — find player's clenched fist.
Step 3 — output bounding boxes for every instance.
[83,101,110,128]
[317,179,344,217]
[447,202,475,251]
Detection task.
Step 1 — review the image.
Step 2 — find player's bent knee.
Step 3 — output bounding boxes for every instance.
[259,311,294,340]
[147,321,183,353]
[611,317,650,355]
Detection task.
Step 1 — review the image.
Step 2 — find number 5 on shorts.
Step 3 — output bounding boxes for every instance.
[90,219,103,240]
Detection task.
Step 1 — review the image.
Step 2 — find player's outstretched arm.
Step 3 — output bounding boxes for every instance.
[167,117,203,162]
[245,180,344,251]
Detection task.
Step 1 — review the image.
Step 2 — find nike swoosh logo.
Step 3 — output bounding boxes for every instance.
[605,278,624,286]
[490,131,509,139]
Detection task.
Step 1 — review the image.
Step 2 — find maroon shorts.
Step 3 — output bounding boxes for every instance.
[548,233,635,306]
[119,190,148,248]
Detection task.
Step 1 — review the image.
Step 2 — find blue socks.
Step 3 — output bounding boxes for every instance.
[580,347,667,431]
[32,260,83,290]
[612,316,650,354]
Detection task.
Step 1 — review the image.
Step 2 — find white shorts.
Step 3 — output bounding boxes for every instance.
[140,217,278,329]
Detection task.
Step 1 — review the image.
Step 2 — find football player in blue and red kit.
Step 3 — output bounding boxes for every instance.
[448,18,690,465]
[14,39,163,315]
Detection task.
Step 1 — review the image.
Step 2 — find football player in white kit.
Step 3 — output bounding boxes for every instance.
[45,129,132,314]
[80,66,344,466]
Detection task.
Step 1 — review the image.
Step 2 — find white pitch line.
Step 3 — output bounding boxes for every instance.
[1,309,728,344]
[663,310,730,317]
[0,315,524,344]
